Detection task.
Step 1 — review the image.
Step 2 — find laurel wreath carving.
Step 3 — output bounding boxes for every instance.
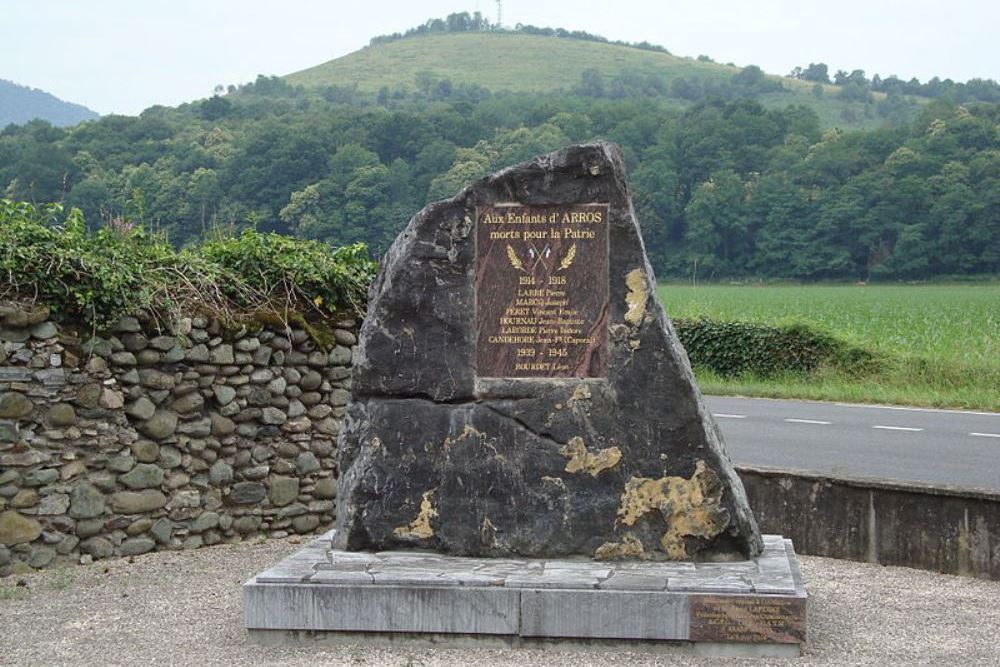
[506,244,525,272]
[558,243,577,271]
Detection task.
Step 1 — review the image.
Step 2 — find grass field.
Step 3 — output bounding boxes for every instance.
[284,32,916,130]
[658,283,1000,411]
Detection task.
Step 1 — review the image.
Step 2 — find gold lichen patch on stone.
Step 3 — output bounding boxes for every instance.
[442,424,484,450]
[393,489,438,540]
[624,269,648,326]
[569,384,592,402]
[480,516,497,548]
[560,437,622,477]
[594,533,645,560]
[616,460,730,559]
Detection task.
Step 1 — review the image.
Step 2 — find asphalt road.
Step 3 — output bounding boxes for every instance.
[706,396,1000,491]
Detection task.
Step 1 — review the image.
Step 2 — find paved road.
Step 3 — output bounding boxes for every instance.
[706,396,1000,491]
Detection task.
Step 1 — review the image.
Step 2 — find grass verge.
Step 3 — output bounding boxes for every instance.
[660,283,1000,411]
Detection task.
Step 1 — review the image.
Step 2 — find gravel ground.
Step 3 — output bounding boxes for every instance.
[2,537,999,666]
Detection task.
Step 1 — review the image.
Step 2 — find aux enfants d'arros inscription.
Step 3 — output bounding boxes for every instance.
[476,203,608,379]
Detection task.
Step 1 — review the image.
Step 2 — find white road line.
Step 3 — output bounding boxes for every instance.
[970,432,1000,439]
[713,413,747,419]
[784,418,831,425]
[831,402,999,417]
[872,425,923,432]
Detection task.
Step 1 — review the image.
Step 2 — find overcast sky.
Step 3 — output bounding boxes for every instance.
[3,0,997,116]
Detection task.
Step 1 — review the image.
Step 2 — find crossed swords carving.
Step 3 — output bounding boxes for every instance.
[506,242,576,272]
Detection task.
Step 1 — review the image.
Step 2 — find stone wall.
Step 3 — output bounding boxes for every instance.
[8,299,994,581]
[0,304,356,575]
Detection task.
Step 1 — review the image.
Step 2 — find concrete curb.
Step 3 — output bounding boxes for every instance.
[739,465,1000,579]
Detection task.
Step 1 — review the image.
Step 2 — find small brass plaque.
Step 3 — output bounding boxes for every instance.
[689,595,806,644]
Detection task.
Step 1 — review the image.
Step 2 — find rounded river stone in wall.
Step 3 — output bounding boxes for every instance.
[111,490,168,514]
[229,482,266,505]
[0,392,32,419]
[69,482,106,519]
[0,511,42,546]
[139,411,178,440]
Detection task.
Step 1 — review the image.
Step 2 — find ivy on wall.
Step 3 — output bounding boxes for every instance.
[0,199,377,328]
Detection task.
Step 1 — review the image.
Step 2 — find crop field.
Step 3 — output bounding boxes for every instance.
[658,283,1000,411]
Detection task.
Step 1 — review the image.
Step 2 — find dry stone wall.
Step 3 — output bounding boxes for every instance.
[0,304,356,575]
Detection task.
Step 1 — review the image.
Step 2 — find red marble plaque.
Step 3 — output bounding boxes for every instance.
[689,595,806,644]
[476,203,609,378]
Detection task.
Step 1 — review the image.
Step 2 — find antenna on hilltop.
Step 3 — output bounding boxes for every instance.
[496,0,503,28]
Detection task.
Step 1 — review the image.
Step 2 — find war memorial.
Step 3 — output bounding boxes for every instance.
[243,143,807,657]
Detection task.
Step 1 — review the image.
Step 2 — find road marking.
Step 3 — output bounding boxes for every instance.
[970,432,1000,439]
[831,402,999,417]
[784,419,831,425]
[710,396,999,418]
[713,413,747,419]
[872,425,923,432]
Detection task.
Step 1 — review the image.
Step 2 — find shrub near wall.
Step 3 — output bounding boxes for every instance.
[673,317,877,378]
[0,306,357,574]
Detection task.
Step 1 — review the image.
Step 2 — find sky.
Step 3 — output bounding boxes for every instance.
[3,0,997,116]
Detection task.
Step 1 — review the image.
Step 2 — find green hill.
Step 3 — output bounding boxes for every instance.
[2,20,992,287]
[0,79,98,127]
[288,32,738,92]
[284,32,919,130]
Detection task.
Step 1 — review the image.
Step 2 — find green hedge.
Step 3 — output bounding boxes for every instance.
[0,199,377,328]
[1,200,879,378]
[673,317,877,378]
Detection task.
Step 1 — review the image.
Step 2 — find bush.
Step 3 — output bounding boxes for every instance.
[673,317,877,378]
[199,230,376,317]
[0,199,377,329]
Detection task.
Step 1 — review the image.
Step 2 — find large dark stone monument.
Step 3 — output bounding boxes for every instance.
[333,142,762,562]
[245,143,807,657]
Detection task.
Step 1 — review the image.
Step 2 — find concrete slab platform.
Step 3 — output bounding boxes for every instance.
[244,532,807,658]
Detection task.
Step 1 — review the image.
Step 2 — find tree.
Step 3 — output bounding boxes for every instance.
[577,69,605,97]
[631,155,682,272]
[279,183,322,237]
[732,65,782,93]
[200,95,232,121]
[187,167,222,231]
[221,122,329,220]
[9,140,76,202]
[838,82,872,103]
[428,148,493,200]
[800,63,830,83]
[684,169,749,273]
[747,173,813,277]
[445,12,473,32]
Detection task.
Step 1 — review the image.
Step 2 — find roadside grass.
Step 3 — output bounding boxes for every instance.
[0,582,28,600]
[659,283,1000,411]
[0,565,75,600]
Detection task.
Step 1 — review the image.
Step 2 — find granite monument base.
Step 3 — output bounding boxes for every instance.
[244,531,807,658]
